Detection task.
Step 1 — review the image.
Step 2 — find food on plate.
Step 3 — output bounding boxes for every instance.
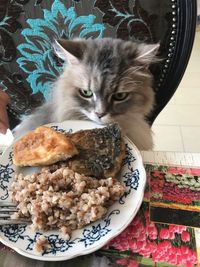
[66,123,125,179]
[13,123,125,179]
[10,123,126,252]
[13,126,78,167]
[10,166,126,241]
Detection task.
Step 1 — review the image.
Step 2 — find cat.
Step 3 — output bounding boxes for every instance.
[14,38,159,150]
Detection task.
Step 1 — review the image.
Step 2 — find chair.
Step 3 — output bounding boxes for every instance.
[0,0,197,128]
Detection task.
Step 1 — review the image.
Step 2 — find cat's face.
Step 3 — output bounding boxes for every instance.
[54,38,159,125]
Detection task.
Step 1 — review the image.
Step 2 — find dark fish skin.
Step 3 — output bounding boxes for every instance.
[66,123,125,179]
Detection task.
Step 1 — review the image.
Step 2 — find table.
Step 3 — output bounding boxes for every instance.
[0,151,200,267]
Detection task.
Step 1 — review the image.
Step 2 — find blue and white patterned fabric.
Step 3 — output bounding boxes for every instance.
[17,0,105,100]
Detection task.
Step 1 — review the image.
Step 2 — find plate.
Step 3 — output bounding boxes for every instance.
[0,120,146,261]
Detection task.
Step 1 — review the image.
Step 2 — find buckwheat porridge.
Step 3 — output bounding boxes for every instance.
[10,166,125,251]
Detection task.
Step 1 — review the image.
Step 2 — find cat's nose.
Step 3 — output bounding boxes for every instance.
[95,112,106,118]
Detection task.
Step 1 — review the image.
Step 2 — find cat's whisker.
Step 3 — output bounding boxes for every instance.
[123,81,144,87]
[134,71,151,78]
[65,109,88,120]
[121,66,143,76]
[122,79,144,85]
[120,77,135,82]
[75,113,88,120]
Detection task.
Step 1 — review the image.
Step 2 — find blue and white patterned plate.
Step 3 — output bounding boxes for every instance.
[0,120,146,261]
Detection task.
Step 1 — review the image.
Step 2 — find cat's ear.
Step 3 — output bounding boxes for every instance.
[135,43,160,66]
[53,39,86,65]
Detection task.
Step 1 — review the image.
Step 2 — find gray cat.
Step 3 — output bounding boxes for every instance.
[14,38,159,150]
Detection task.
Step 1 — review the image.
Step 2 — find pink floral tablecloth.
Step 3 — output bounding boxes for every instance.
[98,164,200,267]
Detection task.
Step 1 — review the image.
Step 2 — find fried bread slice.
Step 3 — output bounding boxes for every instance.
[13,126,78,166]
[66,123,125,179]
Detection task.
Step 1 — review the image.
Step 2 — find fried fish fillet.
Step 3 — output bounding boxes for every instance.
[13,126,78,167]
[66,123,125,179]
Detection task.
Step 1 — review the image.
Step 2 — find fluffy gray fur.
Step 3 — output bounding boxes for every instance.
[14,38,159,150]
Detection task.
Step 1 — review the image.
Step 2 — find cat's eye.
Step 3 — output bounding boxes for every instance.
[112,92,129,101]
[79,89,93,98]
